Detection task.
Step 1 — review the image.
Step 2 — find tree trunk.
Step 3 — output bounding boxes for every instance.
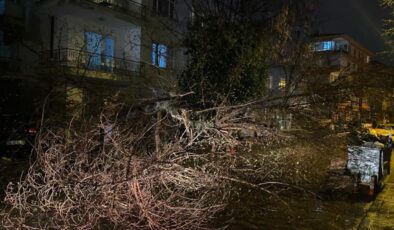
[155,110,163,155]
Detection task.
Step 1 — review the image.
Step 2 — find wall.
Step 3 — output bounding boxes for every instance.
[39,4,141,62]
[140,0,191,76]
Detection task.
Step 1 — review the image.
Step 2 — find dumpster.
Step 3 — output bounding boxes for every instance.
[347,141,391,195]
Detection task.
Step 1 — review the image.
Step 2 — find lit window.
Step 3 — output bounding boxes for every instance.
[151,43,157,65]
[279,78,286,89]
[329,73,338,83]
[85,32,115,71]
[152,42,168,68]
[103,37,114,71]
[85,32,102,70]
[314,41,335,52]
[0,0,5,15]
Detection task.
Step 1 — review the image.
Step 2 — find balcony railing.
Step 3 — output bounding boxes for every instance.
[39,48,142,78]
[87,0,147,17]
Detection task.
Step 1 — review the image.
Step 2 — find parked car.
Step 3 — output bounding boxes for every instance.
[0,79,42,159]
[368,124,394,137]
[0,114,38,159]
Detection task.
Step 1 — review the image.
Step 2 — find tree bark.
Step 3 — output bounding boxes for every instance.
[155,110,163,155]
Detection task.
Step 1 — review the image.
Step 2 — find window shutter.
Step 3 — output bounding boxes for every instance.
[103,37,114,71]
[85,32,102,70]
[158,44,167,68]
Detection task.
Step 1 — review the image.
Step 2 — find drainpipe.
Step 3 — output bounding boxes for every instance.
[50,16,54,58]
[359,96,363,126]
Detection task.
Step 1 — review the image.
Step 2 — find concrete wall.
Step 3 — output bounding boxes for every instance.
[39,5,141,62]
[140,0,191,75]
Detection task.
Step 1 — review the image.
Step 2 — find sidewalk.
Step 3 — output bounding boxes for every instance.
[356,158,394,229]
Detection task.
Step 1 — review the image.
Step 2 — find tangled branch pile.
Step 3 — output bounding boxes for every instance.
[0,103,223,229]
[0,98,327,229]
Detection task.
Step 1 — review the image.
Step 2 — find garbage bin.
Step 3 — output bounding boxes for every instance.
[347,142,384,195]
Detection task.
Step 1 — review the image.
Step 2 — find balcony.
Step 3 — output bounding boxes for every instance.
[39,48,142,81]
[86,0,147,18]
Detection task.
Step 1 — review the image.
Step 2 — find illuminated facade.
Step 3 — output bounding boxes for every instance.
[0,0,192,116]
[312,34,374,83]
[312,34,388,125]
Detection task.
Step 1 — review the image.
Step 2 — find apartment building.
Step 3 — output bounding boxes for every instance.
[312,34,374,83]
[312,34,385,125]
[0,0,23,72]
[268,34,375,91]
[0,0,41,119]
[0,0,192,117]
[267,34,378,129]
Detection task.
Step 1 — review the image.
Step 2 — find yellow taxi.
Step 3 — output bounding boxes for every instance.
[368,124,394,137]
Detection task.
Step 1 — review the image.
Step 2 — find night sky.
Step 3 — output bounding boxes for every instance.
[318,0,390,57]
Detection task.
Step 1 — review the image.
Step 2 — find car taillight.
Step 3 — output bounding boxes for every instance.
[27,128,37,134]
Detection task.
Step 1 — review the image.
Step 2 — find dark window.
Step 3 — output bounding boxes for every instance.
[0,0,5,15]
[159,0,169,16]
[343,44,348,52]
[153,0,175,18]
[0,30,11,58]
[169,0,174,18]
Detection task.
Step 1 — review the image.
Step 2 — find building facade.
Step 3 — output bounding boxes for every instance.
[0,0,192,117]
[311,34,394,125]
[312,34,374,83]
[267,34,383,129]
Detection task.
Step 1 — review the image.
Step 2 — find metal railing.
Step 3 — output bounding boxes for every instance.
[39,48,142,77]
[87,0,147,17]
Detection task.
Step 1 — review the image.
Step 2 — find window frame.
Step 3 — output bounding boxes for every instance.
[85,31,102,70]
[0,0,5,15]
[151,41,169,69]
[314,41,335,52]
[278,78,286,90]
[0,30,11,58]
[153,0,175,19]
[84,32,116,71]
[103,36,115,72]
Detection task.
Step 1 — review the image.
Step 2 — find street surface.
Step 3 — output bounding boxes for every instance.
[356,156,394,229]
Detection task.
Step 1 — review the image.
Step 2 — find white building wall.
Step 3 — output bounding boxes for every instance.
[123,27,141,62]
[39,5,142,62]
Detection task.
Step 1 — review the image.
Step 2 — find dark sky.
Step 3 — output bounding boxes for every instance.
[318,0,390,55]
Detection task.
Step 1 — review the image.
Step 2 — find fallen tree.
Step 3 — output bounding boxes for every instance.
[0,93,341,229]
